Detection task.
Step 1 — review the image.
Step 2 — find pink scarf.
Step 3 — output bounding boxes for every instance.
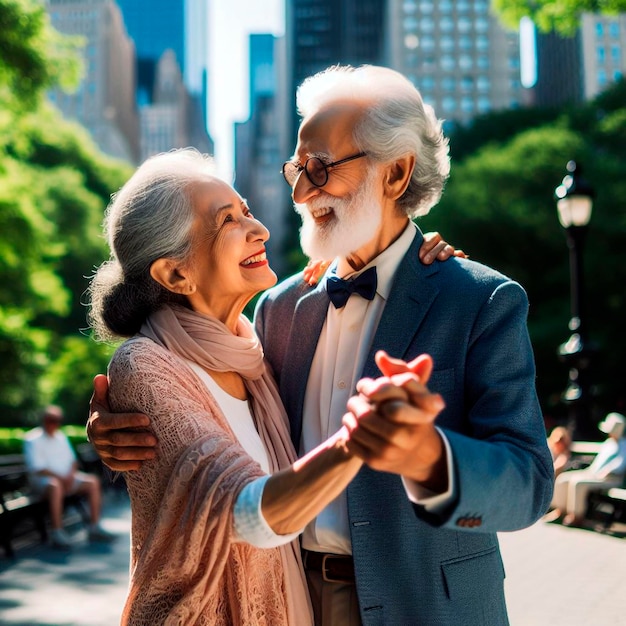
[116,303,312,625]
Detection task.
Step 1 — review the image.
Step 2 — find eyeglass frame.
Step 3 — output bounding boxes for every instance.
[281,151,368,188]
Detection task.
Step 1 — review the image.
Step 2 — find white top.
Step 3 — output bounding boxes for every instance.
[23,427,76,476]
[186,360,301,548]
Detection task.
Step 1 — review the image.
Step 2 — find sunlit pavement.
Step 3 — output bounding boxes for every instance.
[500,519,626,625]
[1,495,625,625]
[0,491,130,626]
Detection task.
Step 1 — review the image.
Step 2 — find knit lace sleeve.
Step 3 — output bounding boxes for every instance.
[108,338,298,625]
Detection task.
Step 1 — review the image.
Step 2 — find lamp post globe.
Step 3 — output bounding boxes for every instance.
[554,160,596,440]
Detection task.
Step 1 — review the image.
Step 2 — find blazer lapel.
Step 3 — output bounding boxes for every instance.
[362,231,440,378]
[280,282,330,448]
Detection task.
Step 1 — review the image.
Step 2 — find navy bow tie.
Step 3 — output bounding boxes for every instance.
[326,266,378,309]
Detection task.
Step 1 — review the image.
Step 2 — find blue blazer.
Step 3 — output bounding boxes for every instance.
[255,226,553,626]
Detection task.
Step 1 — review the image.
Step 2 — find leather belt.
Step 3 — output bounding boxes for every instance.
[302,549,355,584]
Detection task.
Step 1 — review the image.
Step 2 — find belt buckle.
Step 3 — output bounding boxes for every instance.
[321,554,351,584]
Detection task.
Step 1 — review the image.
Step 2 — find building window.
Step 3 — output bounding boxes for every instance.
[461,97,474,113]
[596,22,604,38]
[611,45,621,64]
[597,46,606,64]
[420,75,435,91]
[459,35,472,50]
[477,76,490,91]
[475,16,489,32]
[461,76,473,91]
[419,17,434,32]
[476,35,489,50]
[442,96,456,113]
[598,69,607,86]
[421,35,435,51]
[477,97,491,112]
[441,56,455,71]
[440,16,454,32]
[609,22,620,38]
[440,36,454,51]
[458,16,472,33]
[459,55,473,70]
[441,76,455,91]
[403,16,418,30]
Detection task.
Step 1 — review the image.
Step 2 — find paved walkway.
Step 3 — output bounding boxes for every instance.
[1,495,625,625]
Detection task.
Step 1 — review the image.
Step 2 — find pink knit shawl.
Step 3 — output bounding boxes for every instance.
[111,303,312,625]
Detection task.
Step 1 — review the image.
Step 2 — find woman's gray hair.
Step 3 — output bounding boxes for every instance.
[88,148,217,341]
[296,65,450,217]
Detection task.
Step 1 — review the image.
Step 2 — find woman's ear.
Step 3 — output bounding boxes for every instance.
[150,258,195,295]
[383,154,416,201]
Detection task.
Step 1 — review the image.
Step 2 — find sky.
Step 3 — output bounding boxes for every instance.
[207,0,284,180]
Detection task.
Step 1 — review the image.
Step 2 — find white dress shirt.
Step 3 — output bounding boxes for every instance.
[301,222,455,555]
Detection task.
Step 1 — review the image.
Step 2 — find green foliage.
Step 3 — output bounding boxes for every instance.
[0,0,83,110]
[0,4,131,427]
[0,426,89,455]
[492,0,626,35]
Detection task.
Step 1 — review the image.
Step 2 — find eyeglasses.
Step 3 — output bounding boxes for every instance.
[281,152,367,188]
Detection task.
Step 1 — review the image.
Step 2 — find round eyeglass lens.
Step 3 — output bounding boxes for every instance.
[305,157,328,187]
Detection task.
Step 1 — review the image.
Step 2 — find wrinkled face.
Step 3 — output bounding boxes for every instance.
[185,178,277,316]
[289,103,385,260]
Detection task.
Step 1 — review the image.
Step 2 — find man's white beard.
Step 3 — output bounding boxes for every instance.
[294,171,382,260]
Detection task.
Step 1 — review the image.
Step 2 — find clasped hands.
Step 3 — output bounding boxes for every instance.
[88,351,446,491]
[341,351,447,493]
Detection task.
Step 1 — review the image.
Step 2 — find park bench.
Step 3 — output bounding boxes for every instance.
[0,453,91,558]
[585,479,626,529]
[566,441,626,530]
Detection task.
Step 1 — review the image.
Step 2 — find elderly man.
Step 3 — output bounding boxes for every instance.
[88,65,552,625]
[23,405,115,549]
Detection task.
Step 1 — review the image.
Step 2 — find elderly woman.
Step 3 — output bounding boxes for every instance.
[88,148,446,625]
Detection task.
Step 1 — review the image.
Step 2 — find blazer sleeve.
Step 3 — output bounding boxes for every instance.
[415,280,554,532]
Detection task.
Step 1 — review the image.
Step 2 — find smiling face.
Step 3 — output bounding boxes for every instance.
[187,178,277,321]
[151,177,277,328]
[289,100,410,268]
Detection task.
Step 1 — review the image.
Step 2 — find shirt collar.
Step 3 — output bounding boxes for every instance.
[334,221,416,301]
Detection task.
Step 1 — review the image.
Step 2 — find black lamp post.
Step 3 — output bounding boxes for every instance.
[554,160,596,440]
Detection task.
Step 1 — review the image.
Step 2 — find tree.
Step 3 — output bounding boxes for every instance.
[0,0,82,109]
[0,1,131,425]
[493,0,626,35]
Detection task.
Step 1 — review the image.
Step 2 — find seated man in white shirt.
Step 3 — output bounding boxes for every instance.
[23,405,115,549]
[546,412,626,527]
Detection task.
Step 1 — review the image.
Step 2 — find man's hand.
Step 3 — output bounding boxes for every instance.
[87,374,157,471]
[420,231,467,265]
[342,352,447,492]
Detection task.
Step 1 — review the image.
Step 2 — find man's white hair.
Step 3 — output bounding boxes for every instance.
[296,65,450,217]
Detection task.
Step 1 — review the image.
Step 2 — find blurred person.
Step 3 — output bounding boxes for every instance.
[23,405,114,549]
[548,426,573,478]
[546,412,626,527]
[86,148,446,625]
[88,65,553,625]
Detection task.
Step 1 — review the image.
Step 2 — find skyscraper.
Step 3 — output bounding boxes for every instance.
[284,0,386,141]
[47,0,140,163]
[116,0,213,157]
[388,0,526,124]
